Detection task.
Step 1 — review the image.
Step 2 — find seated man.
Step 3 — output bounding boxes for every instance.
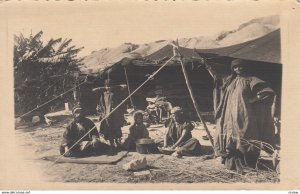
[163,107,201,157]
[59,106,109,157]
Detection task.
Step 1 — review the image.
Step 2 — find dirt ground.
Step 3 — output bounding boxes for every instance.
[14,115,279,183]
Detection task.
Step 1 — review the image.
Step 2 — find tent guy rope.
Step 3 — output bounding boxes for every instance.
[48,56,176,167]
[17,80,86,119]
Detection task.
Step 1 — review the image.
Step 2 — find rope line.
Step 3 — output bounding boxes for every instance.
[49,56,175,167]
[38,77,63,97]
[17,80,85,119]
[215,132,275,155]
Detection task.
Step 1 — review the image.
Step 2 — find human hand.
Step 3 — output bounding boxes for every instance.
[64,147,71,157]
[257,94,262,100]
[249,96,259,104]
[92,136,100,146]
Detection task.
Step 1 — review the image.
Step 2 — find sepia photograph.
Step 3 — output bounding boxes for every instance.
[0,0,300,190]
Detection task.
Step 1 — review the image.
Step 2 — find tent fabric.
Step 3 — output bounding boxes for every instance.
[197,29,281,64]
[145,29,280,64]
[97,29,280,75]
[145,45,200,64]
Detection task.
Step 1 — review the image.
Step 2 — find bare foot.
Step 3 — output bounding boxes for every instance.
[171,151,182,158]
[202,154,216,160]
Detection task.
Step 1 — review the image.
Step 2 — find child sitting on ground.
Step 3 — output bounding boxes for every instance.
[123,110,150,151]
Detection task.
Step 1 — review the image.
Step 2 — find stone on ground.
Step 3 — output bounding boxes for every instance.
[122,156,147,171]
[133,170,151,176]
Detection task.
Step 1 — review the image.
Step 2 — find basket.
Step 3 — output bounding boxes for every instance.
[135,138,157,154]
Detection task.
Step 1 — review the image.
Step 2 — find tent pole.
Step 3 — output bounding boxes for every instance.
[174,41,216,153]
[124,65,134,109]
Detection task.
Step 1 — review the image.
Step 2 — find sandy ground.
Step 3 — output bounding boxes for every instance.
[14,115,279,183]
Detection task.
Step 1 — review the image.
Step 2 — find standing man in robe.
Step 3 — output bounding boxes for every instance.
[202,58,276,173]
[93,79,128,149]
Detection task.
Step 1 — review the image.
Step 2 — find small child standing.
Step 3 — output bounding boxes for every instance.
[123,110,150,151]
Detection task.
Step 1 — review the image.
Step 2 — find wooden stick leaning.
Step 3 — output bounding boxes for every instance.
[173,41,216,155]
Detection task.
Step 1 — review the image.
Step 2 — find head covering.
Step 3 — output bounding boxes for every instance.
[104,79,111,86]
[133,110,144,121]
[146,97,157,103]
[72,105,82,115]
[171,106,183,114]
[231,59,245,70]
[171,107,187,124]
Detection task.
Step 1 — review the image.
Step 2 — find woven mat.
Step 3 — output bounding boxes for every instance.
[41,151,128,164]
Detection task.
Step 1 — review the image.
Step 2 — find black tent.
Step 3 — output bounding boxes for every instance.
[81,30,282,120]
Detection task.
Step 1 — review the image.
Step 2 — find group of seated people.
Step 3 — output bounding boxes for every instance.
[59,105,202,158]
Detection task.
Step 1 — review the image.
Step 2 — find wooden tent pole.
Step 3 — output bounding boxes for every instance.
[174,41,216,153]
[124,65,134,108]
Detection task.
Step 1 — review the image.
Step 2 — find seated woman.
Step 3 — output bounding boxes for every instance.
[59,106,110,157]
[163,107,201,157]
[123,110,150,151]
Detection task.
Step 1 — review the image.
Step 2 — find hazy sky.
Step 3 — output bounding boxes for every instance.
[4,1,282,57]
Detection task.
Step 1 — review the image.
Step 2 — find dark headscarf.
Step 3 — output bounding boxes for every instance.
[104,79,111,87]
[171,107,187,124]
[133,110,144,122]
[222,59,247,90]
[231,59,246,70]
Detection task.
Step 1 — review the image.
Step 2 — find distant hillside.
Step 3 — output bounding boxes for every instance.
[81,15,279,73]
[216,15,279,46]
